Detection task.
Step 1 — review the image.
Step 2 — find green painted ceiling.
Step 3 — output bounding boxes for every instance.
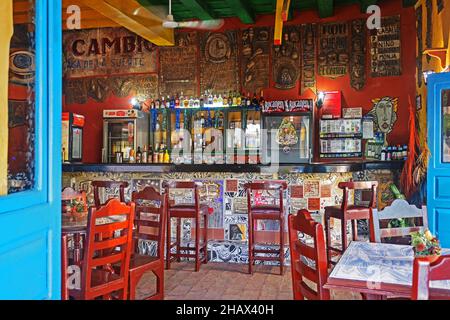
[138,0,415,24]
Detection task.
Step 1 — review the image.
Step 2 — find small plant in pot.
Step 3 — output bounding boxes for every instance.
[411,229,441,263]
[70,198,87,222]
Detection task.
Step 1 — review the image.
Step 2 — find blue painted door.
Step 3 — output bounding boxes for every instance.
[427,72,450,248]
[0,0,62,299]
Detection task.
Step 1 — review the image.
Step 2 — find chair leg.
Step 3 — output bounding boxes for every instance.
[248,217,254,274]
[128,271,139,300]
[166,216,171,270]
[157,267,164,300]
[176,218,181,262]
[324,213,332,266]
[341,218,348,252]
[352,219,358,241]
[195,217,200,272]
[203,213,208,264]
[279,218,284,276]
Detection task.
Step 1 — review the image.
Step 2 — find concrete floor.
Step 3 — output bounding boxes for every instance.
[135,262,362,300]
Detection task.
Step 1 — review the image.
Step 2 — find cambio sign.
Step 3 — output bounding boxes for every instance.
[65,5,382,31]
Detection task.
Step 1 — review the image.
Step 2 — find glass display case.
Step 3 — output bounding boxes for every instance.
[262,112,312,164]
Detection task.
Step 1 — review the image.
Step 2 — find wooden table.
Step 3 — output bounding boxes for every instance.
[324,241,450,299]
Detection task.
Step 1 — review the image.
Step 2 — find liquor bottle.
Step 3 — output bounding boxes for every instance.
[189,96,194,108]
[259,90,265,108]
[386,146,392,161]
[142,145,148,163]
[150,98,155,110]
[228,91,233,107]
[148,146,153,163]
[252,92,258,106]
[213,93,218,107]
[175,93,180,108]
[183,95,189,108]
[153,143,159,163]
[200,94,205,108]
[155,97,161,109]
[170,95,175,109]
[208,91,213,107]
[129,149,136,163]
[232,91,238,107]
[223,93,228,107]
[236,92,242,107]
[200,112,205,128]
[246,92,251,107]
[380,147,386,161]
[158,144,165,163]
[136,146,142,163]
[391,145,397,160]
[161,96,166,109]
[164,148,170,163]
[403,144,408,160]
[194,96,200,108]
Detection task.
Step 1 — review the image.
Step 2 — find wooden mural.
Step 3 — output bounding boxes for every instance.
[64,74,158,104]
[63,27,158,78]
[318,22,350,78]
[300,24,317,94]
[370,16,402,77]
[200,31,240,94]
[272,26,300,90]
[159,31,198,97]
[240,27,270,94]
[350,19,366,91]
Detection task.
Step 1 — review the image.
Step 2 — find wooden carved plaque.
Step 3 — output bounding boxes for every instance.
[416,6,423,88]
[300,24,317,94]
[64,74,158,104]
[200,31,240,94]
[272,26,300,90]
[350,19,366,91]
[318,22,349,78]
[370,16,402,77]
[63,27,158,78]
[241,27,270,94]
[159,31,198,97]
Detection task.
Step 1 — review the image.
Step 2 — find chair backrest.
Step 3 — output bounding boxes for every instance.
[92,181,129,209]
[162,181,202,209]
[338,181,378,210]
[244,181,287,213]
[370,199,428,244]
[81,198,135,300]
[131,187,167,259]
[288,209,330,300]
[412,255,450,300]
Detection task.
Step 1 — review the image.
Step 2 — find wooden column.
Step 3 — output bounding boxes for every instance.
[0,0,13,195]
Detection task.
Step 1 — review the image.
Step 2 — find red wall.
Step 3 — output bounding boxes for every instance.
[63,0,416,163]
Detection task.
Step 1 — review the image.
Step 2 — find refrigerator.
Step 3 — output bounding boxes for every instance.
[102,109,149,163]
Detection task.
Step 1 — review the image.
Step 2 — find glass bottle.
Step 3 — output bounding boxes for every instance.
[136,146,142,163]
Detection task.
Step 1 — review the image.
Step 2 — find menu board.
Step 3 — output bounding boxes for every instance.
[63,27,157,78]
[200,31,240,94]
[370,16,402,77]
[318,22,349,78]
[241,27,270,94]
[159,32,198,97]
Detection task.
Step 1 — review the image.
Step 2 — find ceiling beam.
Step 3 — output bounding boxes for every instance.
[225,0,255,24]
[274,0,284,45]
[179,0,216,20]
[317,0,334,18]
[282,0,291,21]
[79,0,174,46]
[359,0,377,13]
[402,0,416,7]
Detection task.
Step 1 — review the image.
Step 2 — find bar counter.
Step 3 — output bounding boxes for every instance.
[63,160,404,174]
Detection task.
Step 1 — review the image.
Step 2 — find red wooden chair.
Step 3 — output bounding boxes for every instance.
[324,181,377,266]
[288,209,330,300]
[61,234,69,300]
[164,181,208,272]
[69,199,135,300]
[92,181,129,209]
[412,255,450,300]
[244,181,287,275]
[127,187,167,300]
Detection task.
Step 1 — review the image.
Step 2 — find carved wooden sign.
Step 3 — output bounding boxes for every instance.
[64,74,158,105]
[200,31,240,94]
[370,16,402,77]
[318,22,349,78]
[300,24,317,94]
[272,26,300,90]
[416,6,423,88]
[63,27,157,78]
[159,31,198,97]
[350,19,366,91]
[241,27,270,94]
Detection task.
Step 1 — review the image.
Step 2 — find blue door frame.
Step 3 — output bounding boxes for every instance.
[427,72,450,248]
[0,0,62,299]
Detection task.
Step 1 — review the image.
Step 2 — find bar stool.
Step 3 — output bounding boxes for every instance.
[245,181,288,275]
[163,181,208,272]
[92,181,129,208]
[324,181,378,266]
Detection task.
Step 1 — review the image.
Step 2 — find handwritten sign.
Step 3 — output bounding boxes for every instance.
[160,32,198,97]
[318,22,349,78]
[63,27,157,78]
[370,16,401,77]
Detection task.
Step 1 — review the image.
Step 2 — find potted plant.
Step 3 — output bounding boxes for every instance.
[70,198,88,222]
[411,229,441,263]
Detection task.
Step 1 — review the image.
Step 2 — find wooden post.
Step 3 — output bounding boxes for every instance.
[0,0,13,195]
